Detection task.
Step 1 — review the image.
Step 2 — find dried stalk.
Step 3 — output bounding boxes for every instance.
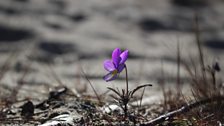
[141,96,224,126]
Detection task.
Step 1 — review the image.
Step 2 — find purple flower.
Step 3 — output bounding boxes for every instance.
[103,48,129,82]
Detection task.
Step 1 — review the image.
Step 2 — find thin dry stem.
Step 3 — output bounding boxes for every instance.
[0,53,17,83]
[47,64,64,86]
[176,40,181,96]
[80,66,101,103]
[194,12,207,85]
[141,96,224,126]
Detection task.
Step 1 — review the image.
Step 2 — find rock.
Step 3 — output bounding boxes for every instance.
[172,0,208,8]
[204,38,224,51]
[39,113,83,126]
[101,104,123,114]
[20,101,34,118]
[0,26,33,42]
[138,18,168,32]
[38,41,76,55]
[70,13,87,23]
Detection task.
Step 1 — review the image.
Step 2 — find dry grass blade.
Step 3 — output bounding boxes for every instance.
[0,52,17,83]
[194,12,207,85]
[79,65,101,103]
[47,63,64,86]
[176,39,181,95]
[139,87,146,108]
[10,61,33,102]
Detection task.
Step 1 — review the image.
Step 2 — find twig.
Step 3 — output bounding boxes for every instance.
[140,96,224,126]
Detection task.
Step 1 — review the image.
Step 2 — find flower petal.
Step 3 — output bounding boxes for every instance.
[112,48,121,68]
[103,72,118,82]
[104,60,115,72]
[117,64,125,73]
[120,50,129,64]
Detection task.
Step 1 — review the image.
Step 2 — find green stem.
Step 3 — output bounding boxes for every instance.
[124,64,129,95]
[124,101,128,117]
[124,64,129,118]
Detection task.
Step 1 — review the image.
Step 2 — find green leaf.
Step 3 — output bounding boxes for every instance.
[107,87,121,97]
[130,84,152,97]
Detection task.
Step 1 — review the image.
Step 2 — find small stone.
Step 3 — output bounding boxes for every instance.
[101,104,122,114]
[213,62,221,72]
[21,101,34,118]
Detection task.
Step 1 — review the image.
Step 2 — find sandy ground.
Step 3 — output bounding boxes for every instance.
[0,0,224,104]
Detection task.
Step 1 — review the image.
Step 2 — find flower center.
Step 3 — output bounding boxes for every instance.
[112,70,118,76]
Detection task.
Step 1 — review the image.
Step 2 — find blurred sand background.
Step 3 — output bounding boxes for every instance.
[0,0,224,103]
